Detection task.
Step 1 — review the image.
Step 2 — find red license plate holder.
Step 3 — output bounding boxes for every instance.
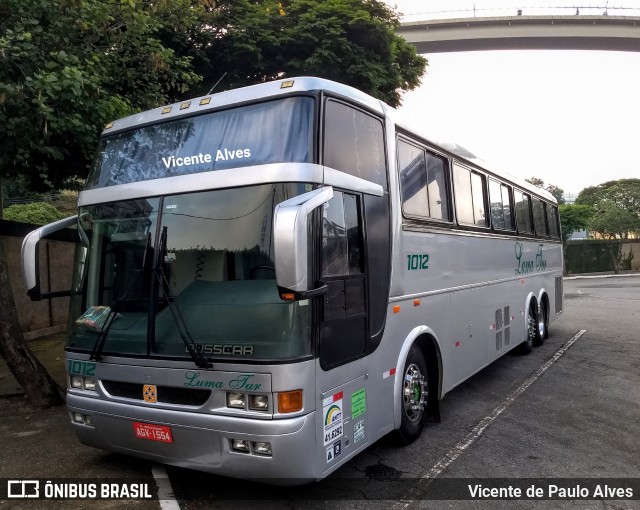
[133,422,173,443]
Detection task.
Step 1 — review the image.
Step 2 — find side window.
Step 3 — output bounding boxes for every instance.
[470,171,488,227]
[489,179,505,229]
[515,190,533,234]
[398,139,450,221]
[502,184,513,230]
[453,164,487,227]
[322,191,363,277]
[532,199,548,237]
[426,152,450,220]
[323,100,387,190]
[398,140,428,218]
[453,165,474,224]
[548,204,560,238]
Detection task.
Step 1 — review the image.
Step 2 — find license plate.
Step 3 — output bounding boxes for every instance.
[133,422,173,443]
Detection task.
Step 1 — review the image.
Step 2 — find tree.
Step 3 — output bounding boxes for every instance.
[588,201,640,240]
[576,178,640,239]
[525,177,565,204]
[172,0,427,107]
[0,0,201,191]
[0,0,200,407]
[558,204,592,243]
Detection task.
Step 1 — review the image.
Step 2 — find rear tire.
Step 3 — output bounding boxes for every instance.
[396,345,429,445]
[518,300,539,355]
[535,300,548,346]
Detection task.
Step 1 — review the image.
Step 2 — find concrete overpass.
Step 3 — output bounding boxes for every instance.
[398,15,640,53]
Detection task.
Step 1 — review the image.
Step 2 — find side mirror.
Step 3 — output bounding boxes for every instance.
[273,186,333,298]
[21,215,78,301]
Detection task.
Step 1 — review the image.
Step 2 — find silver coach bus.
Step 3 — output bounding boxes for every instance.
[22,77,562,482]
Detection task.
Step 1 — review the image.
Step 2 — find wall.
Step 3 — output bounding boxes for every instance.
[0,220,75,339]
[565,239,640,274]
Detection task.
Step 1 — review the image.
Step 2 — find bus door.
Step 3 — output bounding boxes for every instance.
[317,190,369,468]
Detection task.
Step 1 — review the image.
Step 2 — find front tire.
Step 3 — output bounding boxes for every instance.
[396,346,428,445]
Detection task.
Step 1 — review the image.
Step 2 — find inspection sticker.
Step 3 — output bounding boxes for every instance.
[354,419,365,443]
[323,391,343,446]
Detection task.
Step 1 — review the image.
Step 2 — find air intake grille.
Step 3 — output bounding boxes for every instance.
[102,380,211,406]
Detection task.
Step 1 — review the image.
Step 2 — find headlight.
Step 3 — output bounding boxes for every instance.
[226,392,245,409]
[249,394,269,411]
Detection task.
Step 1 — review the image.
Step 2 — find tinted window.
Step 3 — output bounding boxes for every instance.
[502,184,513,229]
[88,97,314,189]
[532,199,548,236]
[489,179,505,229]
[515,190,533,234]
[398,139,450,221]
[470,172,487,227]
[426,152,449,220]
[324,100,387,190]
[322,191,363,277]
[453,165,474,224]
[454,164,487,227]
[398,140,428,218]
[548,204,560,238]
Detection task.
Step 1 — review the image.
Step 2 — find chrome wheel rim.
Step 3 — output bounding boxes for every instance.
[537,307,546,339]
[403,363,427,423]
[527,309,537,344]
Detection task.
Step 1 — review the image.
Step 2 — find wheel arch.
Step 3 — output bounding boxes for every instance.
[393,326,443,430]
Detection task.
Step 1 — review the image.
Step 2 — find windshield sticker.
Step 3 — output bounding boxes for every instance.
[215,148,251,161]
[323,391,344,446]
[162,154,212,169]
[75,306,112,331]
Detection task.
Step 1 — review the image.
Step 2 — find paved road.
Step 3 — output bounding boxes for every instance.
[1,276,639,509]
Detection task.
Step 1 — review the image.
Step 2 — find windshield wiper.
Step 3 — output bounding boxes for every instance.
[153,226,212,369]
[90,233,152,362]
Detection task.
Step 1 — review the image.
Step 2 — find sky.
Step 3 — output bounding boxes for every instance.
[387,0,640,196]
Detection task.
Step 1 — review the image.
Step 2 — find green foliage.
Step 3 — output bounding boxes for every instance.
[183,0,427,107]
[0,0,201,191]
[587,201,640,240]
[1,0,425,193]
[576,179,640,239]
[558,204,592,243]
[3,201,67,225]
[525,177,565,204]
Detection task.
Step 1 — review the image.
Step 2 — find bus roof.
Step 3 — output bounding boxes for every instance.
[101,76,556,204]
[101,77,385,137]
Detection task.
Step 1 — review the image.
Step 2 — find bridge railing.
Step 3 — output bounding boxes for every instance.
[400,5,640,22]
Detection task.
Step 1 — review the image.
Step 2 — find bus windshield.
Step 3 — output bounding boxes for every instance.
[86,96,315,189]
[68,184,313,362]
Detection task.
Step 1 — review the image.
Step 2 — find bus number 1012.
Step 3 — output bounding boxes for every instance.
[407,254,429,271]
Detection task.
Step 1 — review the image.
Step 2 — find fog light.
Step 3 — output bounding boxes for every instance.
[72,412,84,424]
[83,415,94,426]
[231,439,250,453]
[252,441,272,456]
[226,392,245,409]
[70,376,83,389]
[249,394,269,411]
[83,377,96,391]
